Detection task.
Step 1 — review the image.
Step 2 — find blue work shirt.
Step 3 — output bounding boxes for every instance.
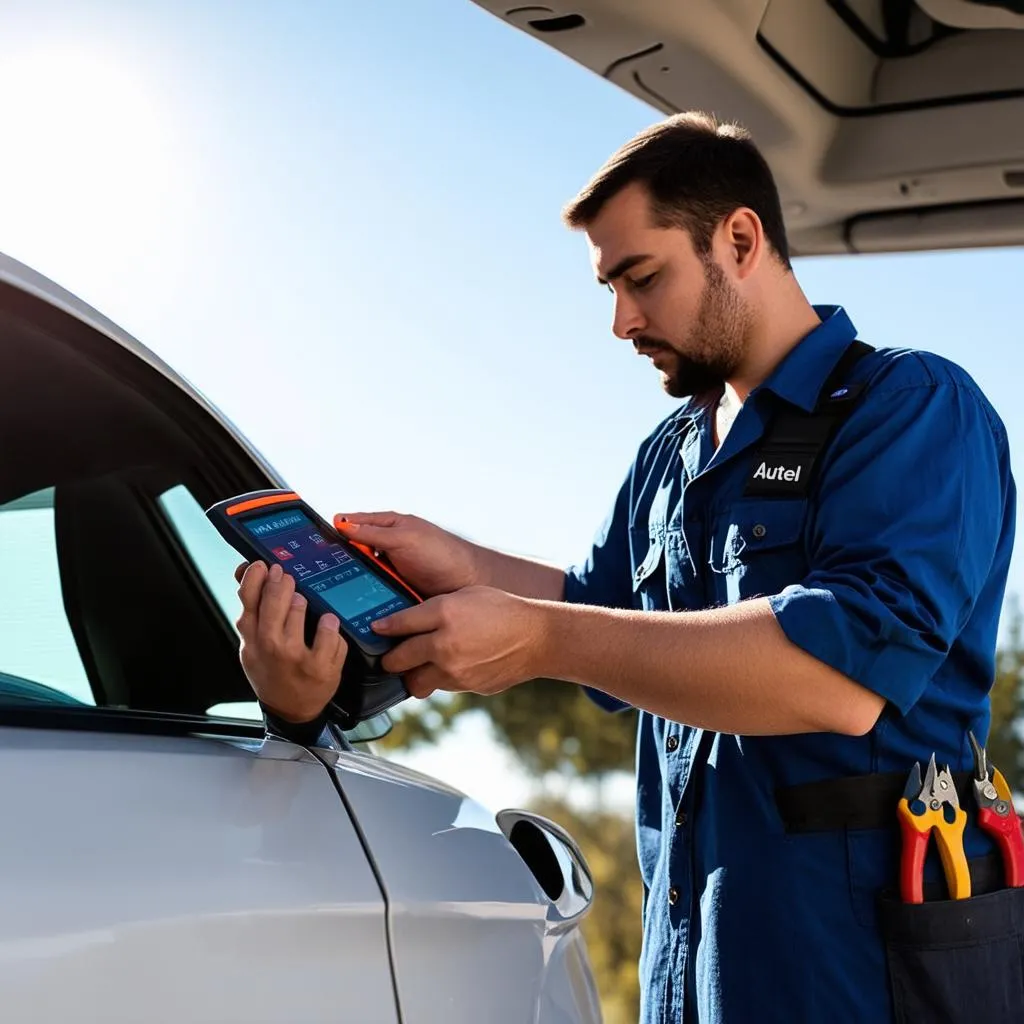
[564,306,1016,1024]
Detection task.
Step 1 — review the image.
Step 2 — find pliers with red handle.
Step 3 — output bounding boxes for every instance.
[968,730,1024,888]
[897,753,972,904]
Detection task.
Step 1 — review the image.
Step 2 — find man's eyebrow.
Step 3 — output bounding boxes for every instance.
[596,254,653,286]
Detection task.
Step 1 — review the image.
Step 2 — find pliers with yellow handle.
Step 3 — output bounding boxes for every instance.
[897,753,972,904]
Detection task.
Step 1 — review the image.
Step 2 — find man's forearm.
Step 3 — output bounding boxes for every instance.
[470,543,565,601]
[533,597,885,736]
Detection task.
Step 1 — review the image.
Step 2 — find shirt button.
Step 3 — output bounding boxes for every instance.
[752,523,767,539]
[675,809,687,828]
[666,735,679,752]
[668,886,679,906]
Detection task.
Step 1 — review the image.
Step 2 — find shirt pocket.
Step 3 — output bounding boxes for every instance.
[629,526,666,611]
[708,499,808,604]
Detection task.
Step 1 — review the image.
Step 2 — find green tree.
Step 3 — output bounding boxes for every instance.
[380,678,637,784]
[528,794,643,1024]
[988,597,1024,796]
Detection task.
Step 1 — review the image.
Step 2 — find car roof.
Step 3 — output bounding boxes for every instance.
[470,0,1024,256]
[0,250,286,485]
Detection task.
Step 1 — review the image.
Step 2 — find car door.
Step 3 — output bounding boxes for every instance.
[0,725,396,1024]
[0,262,400,1023]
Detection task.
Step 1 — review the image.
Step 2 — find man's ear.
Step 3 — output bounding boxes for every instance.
[719,207,764,281]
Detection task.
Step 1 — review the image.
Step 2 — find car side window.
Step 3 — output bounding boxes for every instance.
[158,484,245,635]
[157,483,392,741]
[0,487,94,706]
[0,478,259,722]
[157,483,261,721]
[0,474,396,741]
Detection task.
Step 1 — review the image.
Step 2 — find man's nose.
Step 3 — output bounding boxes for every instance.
[612,291,645,340]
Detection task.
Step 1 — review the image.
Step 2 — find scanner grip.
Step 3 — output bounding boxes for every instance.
[326,644,409,729]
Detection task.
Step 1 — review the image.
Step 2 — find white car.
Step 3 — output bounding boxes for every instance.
[0,252,601,1023]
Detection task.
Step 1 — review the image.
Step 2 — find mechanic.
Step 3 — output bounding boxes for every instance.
[236,112,1019,1023]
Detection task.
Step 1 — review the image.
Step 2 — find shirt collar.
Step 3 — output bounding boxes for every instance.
[667,304,859,431]
[755,305,859,413]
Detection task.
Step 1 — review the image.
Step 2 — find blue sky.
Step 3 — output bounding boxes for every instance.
[0,0,1021,808]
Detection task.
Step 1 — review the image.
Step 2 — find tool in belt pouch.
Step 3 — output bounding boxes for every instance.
[882,739,1024,1024]
[776,739,1024,1023]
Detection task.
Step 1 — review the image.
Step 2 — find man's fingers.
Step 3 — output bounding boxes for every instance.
[372,598,442,638]
[283,591,308,649]
[403,665,439,701]
[333,519,398,551]
[234,561,251,585]
[257,564,297,640]
[334,511,401,529]
[381,634,436,676]
[312,614,346,672]
[236,561,268,636]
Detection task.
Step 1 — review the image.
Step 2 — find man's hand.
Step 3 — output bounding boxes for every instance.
[234,561,347,724]
[372,586,546,699]
[333,511,480,597]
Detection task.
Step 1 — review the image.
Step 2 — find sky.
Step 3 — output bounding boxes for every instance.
[0,0,1021,811]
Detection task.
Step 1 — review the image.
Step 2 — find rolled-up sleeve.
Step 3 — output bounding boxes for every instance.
[769,366,1015,716]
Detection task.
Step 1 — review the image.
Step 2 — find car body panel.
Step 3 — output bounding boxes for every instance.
[0,726,398,1023]
[320,747,603,1024]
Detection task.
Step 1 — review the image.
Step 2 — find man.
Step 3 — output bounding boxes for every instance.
[237,112,1017,1022]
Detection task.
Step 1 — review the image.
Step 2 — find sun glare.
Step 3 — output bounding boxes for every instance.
[0,45,188,277]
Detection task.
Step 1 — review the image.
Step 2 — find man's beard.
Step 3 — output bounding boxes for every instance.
[637,261,752,400]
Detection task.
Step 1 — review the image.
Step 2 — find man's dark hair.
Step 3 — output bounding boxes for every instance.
[562,111,792,270]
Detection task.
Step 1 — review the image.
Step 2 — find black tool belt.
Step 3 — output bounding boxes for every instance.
[776,770,1024,1022]
[777,770,1007,897]
[776,770,973,832]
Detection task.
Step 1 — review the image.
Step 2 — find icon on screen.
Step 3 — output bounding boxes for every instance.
[272,546,294,561]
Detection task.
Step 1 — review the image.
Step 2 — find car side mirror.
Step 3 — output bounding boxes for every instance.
[495,808,595,926]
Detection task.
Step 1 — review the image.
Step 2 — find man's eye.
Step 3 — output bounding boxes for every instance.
[630,273,657,290]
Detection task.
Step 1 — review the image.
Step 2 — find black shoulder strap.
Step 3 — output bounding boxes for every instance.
[744,339,875,499]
